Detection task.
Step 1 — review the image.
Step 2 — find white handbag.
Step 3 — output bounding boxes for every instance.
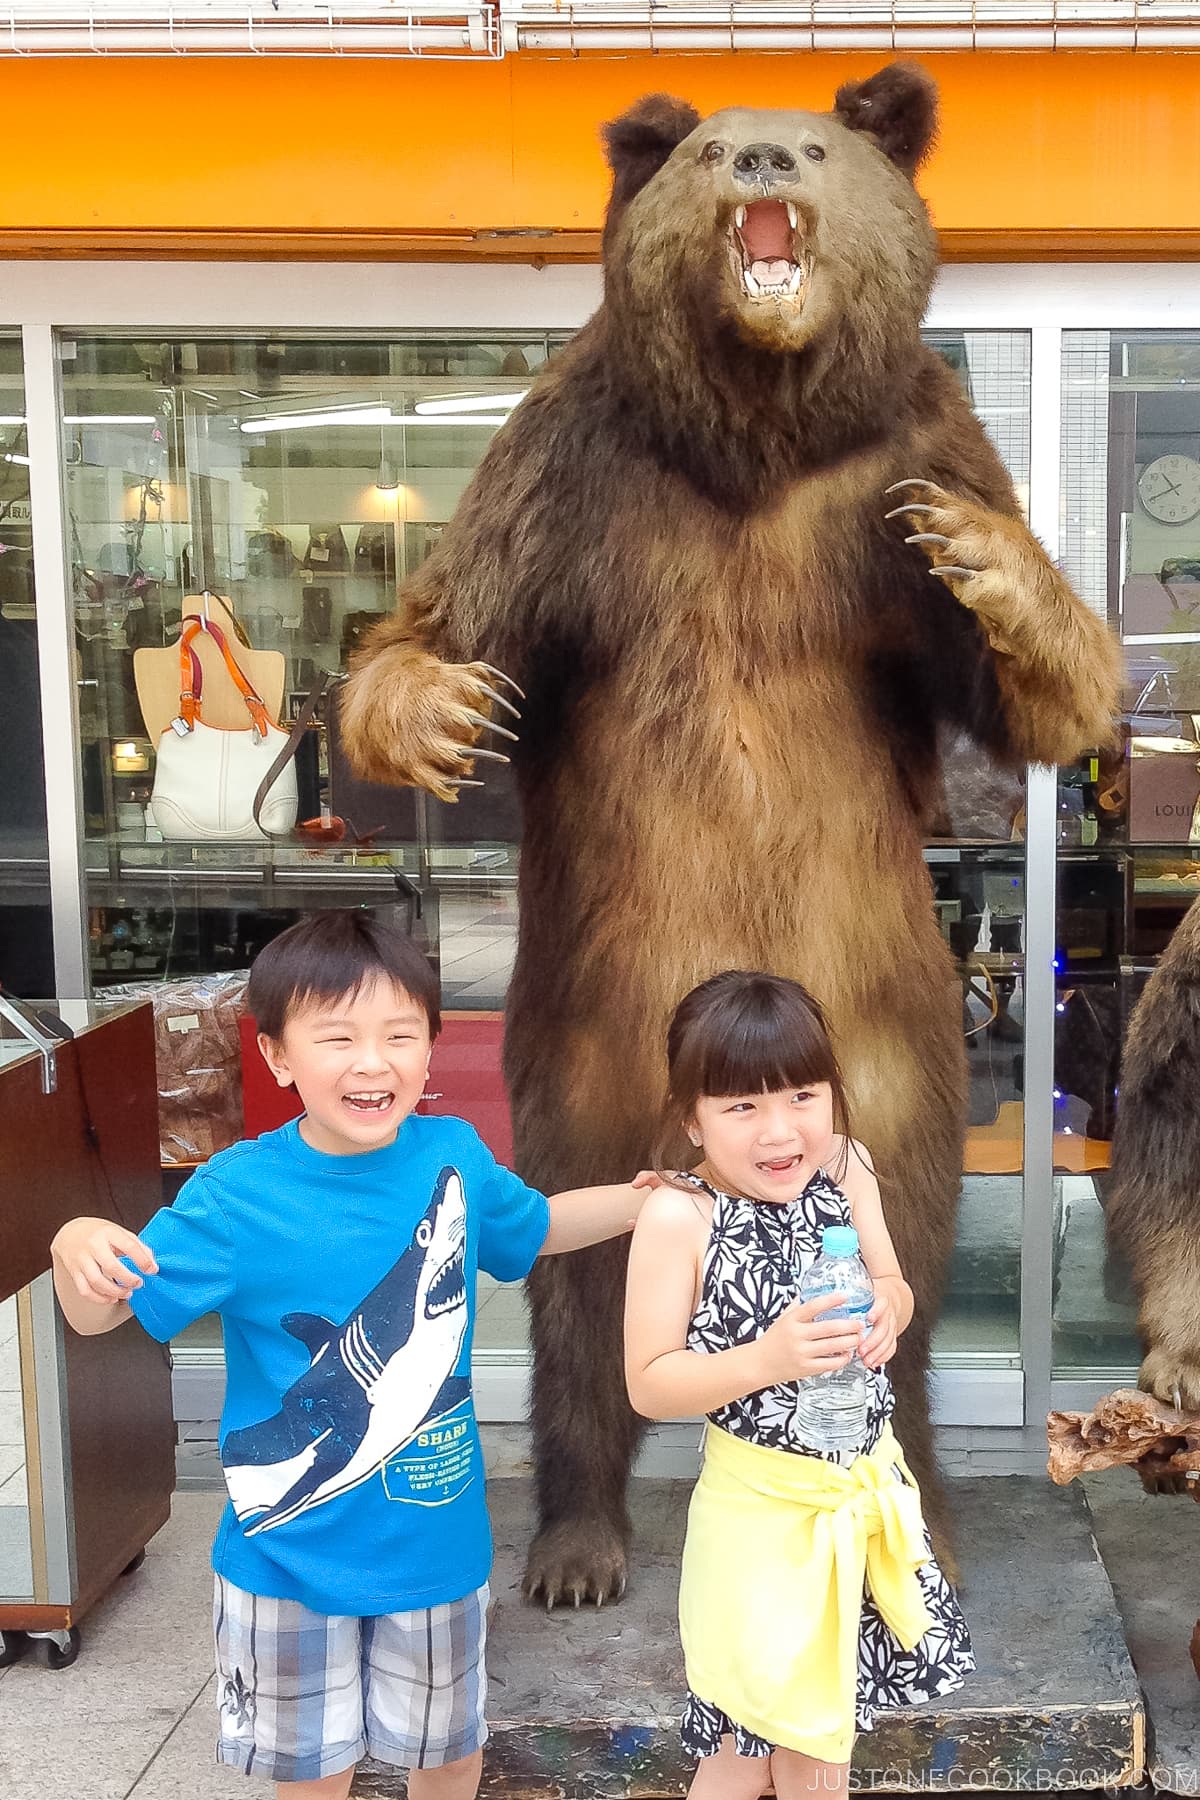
[149,620,299,841]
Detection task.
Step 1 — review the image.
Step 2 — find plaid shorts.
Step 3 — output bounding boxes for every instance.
[213,1575,489,1784]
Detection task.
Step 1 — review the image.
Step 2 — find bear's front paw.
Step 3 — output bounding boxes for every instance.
[1137,1457,1195,1498]
[522,1516,629,1610]
[1140,1344,1200,1415]
[339,646,522,804]
[884,477,1035,653]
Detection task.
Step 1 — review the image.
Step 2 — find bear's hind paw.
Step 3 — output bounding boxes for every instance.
[522,1517,630,1611]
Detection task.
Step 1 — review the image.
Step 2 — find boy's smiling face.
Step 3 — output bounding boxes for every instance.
[259,976,433,1156]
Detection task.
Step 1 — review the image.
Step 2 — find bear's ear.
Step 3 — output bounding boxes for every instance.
[832,61,938,178]
[601,94,702,218]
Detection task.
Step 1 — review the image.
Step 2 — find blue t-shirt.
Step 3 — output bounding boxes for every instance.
[128,1114,549,1616]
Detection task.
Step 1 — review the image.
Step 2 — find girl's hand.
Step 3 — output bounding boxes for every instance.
[860,1285,901,1369]
[756,1293,865,1387]
[50,1217,157,1306]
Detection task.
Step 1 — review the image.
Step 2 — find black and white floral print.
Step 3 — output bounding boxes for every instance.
[682,1166,892,1463]
[677,1168,975,1759]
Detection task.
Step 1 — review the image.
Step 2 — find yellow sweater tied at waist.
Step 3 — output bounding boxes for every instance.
[679,1420,934,1763]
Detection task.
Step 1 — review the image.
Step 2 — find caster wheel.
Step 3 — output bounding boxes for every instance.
[27,1626,80,1670]
[0,1629,27,1668]
[121,1549,146,1577]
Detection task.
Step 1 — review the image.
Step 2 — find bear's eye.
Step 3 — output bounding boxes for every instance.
[804,144,826,164]
[701,141,727,165]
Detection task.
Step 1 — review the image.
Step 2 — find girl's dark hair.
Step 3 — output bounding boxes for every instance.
[248,910,441,1042]
[653,970,853,1181]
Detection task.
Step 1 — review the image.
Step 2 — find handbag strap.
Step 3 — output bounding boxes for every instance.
[176,638,204,729]
[252,667,338,837]
[178,619,272,739]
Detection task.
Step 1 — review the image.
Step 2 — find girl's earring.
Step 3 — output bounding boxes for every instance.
[688,1132,702,1148]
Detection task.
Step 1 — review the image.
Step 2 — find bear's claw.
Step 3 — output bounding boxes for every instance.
[884,501,938,522]
[477,684,522,722]
[478,661,526,702]
[885,477,946,497]
[465,708,519,745]
[456,744,510,765]
[522,1517,630,1610]
[904,532,952,550]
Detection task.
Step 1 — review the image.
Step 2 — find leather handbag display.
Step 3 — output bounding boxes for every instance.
[149,620,299,841]
[1128,717,1200,844]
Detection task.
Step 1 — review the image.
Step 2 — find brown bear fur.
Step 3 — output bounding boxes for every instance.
[341,62,1120,1604]
[1107,896,1200,1429]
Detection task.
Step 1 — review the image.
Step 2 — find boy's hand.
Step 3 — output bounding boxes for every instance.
[632,1169,665,1191]
[51,1217,158,1306]
[860,1285,902,1369]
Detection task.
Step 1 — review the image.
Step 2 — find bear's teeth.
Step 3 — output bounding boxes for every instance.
[744,267,762,296]
[735,205,746,230]
[788,265,805,293]
[787,202,798,230]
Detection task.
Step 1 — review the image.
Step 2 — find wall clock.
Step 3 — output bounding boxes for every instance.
[1137,454,1200,526]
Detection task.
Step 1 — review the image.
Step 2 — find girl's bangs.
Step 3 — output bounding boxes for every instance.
[693,1010,837,1100]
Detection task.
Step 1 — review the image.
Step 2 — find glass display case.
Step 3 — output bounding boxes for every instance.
[1053,328,1200,1389]
[0,336,52,996]
[61,334,543,1383]
[924,332,1030,1394]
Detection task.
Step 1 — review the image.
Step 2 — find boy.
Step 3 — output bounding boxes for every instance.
[52,910,650,1800]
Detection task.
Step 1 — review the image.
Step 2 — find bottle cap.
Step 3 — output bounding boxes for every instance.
[821,1225,860,1257]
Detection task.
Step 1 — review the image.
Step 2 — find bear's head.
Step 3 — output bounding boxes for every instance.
[598,64,940,497]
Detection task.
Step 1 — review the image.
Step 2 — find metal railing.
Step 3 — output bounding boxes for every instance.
[2,0,1200,56]
[501,0,1200,53]
[0,0,500,55]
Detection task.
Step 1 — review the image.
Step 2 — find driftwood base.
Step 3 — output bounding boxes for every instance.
[1048,1388,1200,1488]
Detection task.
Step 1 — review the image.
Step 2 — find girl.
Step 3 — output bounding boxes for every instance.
[624,971,973,1799]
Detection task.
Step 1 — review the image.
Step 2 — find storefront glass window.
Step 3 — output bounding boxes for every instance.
[1052,330,1200,1379]
[924,332,1030,1375]
[59,328,1030,1402]
[0,337,52,996]
[61,334,557,1378]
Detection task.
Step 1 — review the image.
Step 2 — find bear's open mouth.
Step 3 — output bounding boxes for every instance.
[728,198,810,304]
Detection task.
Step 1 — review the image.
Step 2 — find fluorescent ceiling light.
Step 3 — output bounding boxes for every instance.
[414,391,527,416]
[240,405,392,434]
[391,413,511,427]
[64,414,157,425]
[4,453,30,466]
[0,416,25,426]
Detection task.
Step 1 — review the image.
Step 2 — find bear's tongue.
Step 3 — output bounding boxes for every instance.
[739,199,794,265]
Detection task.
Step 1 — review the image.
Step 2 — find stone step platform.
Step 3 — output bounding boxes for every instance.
[357,1476,1143,1797]
[1084,1471,1200,1796]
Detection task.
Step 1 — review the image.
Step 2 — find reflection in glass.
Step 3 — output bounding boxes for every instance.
[923,332,1031,1369]
[0,338,52,996]
[1052,330,1200,1377]
[0,1294,34,1603]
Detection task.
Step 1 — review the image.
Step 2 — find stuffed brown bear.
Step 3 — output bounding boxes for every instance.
[341,62,1120,1605]
[1107,896,1200,1455]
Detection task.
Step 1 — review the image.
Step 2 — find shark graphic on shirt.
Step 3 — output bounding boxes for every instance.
[221,1166,471,1535]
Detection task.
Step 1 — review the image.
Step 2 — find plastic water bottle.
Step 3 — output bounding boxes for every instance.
[791,1225,874,1455]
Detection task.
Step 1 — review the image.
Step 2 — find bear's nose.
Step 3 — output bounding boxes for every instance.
[732,142,798,184]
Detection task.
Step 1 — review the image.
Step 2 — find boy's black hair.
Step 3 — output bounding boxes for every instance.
[248,911,441,1041]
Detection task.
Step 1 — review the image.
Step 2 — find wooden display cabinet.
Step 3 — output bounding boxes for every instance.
[0,997,174,1667]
